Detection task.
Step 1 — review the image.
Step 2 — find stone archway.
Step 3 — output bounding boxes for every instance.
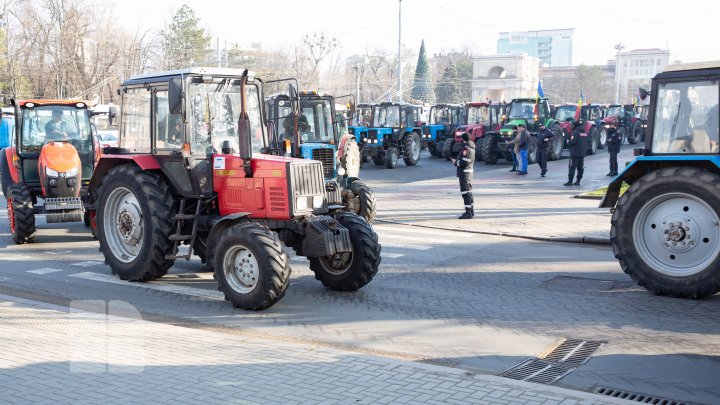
[488,66,507,79]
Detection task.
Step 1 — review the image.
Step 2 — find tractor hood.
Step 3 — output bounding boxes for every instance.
[500,119,527,135]
[39,141,81,173]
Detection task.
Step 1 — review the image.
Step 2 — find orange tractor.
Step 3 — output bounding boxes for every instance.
[1,99,100,243]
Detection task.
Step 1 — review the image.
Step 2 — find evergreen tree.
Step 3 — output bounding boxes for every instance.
[435,63,460,103]
[410,40,435,104]
[160,5,211,69]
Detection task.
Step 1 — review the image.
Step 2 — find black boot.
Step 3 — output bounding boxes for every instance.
[563,180,573,186]
[606,172,614,176]
[574,179,581,186]
[459,208,474,219]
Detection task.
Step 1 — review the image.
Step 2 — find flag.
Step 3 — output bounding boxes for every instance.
[573,90,584,121]
[534,81,544,117]
[536,80,544,99]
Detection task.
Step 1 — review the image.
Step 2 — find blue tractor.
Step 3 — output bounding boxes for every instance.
[365,102,423,169]
[348,103,373,163]
[266,90,377,223]
[0,109,13,150]
[601,61,720,298]
[420,103,465,159]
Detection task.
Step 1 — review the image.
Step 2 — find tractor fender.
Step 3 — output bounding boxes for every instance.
[88,155,161,198]
[3,146,20,184]
[205,213,253,257]
[599,156,720,208]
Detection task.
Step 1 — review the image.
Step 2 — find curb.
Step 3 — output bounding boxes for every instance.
[376,219,612,246]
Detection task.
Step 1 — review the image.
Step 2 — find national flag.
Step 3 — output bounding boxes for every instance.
[573,90,584,121]
[534,81,544,117]
[536,80,544,99]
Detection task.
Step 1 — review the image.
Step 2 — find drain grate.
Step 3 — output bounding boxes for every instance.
[595,387,690,405]
[501,338,606,385]
[541,338,605,366]
[500,359,574,384]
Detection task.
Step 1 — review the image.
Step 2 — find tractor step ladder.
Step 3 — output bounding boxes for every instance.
[166,198,202,260]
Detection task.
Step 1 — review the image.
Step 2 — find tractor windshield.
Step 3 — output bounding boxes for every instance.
[651,80,719,154]
[299,97,335,144]
[606,106,625,118]
[554,106,576,121]
[20,105,92,153]
[466,106,490,125]
[188,80,265,155]
[354,106,372,126]
[508,101,536,120]
[430,107,451,125]
[372,105,401,128]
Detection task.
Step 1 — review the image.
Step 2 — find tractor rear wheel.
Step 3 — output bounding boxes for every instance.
[527,137,538,164]
[548,123,563,161]
[587,127,598,155]
[97,165,176,281]
[627,122,641,144]
[482,133,499,164]
[611,167,720,298]
[402,132,421,166]
[598,127,608,149]
[385,146,398,169]
[8,184,35,244]
[349,180,377,223]
[372,151,384,166]
[442,138,453,161]
[309,212,381,291]
[214,223,290,310]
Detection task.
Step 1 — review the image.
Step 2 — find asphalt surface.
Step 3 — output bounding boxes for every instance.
[0,143,718,404]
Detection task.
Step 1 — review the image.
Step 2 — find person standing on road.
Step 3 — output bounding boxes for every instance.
[508,123,529,175]
[451,132,475,219]
[606,126,623,176]
[536,122,554,177]
[564,121,588,186]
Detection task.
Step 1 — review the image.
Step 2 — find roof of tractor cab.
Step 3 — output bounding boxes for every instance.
[431,103,463,108]
[376,101,422,108]
[465,102,491,107]
[656,61,720,80]
[124,67,256,85]
[511,98,548,103]
[13,99,90,108]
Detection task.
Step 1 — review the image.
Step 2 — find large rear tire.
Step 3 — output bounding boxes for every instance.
[442,138,453,161]
[348,180,377,223]
[548,123,563,161]
[527,137,538,164]
[598,127,608,149]
[627,121,641,144]
[611,167,720,298]
[97,165,176,281]
[474,138,484,162]
[371,151,384,166]
[214,223,291,310]
[587,127,598,155]
[482,133,499,164]
[309,212,381,291]
[8,184,35,244]
[402,132,421,166]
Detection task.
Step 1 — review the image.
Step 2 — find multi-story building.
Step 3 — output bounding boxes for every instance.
[497,29,574,67]
[614,48,670,103]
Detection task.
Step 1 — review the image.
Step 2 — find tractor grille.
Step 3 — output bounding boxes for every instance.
[367,129,378,141]
[312,148,335,179]
[288,161,326,216]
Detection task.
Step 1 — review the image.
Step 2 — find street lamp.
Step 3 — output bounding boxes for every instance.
[397,0,402,102]
[614,43,625,104]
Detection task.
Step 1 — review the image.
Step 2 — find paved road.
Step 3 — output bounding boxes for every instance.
[0,144,718,404]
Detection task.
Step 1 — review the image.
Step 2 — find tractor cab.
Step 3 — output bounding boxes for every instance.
[348,103,372,145]
[447,102,503,160]
[365,102,423,169]
[420,103,464,158]
[2,99,98,243]
[628,103,650,144]
[602,104,634,145]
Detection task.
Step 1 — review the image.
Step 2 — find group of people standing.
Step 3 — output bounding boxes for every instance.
[452,121,624,219]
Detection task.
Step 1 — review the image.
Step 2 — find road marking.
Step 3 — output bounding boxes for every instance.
[380,242,432,251]
[68,272,225,301]
[379,234,455,244]
[43,250,72,255]
[71,261,105,267]
[1,255,34,261]
[380,252,404,259]
[27,268,63,275]
[377,225,474,238]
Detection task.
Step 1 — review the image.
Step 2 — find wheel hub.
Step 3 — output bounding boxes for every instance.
[662,217,696,253]
[233,253,258,286]
[116,200,142,246]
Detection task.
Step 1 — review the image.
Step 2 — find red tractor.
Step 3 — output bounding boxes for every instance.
[444,102,504,161]
[552,103,601,155]
[1,99,100,243]
[86,67,381,310]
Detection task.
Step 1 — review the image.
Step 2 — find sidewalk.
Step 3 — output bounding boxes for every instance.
[0,295,630,404]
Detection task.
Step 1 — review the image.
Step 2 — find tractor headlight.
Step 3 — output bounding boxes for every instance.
[65,167,79,177]
[337,167,346,176]
[45,167,59,177]
[312,195,324,209]
[295,197,308,211]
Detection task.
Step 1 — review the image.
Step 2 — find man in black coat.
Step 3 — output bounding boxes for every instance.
[564,121,588,186]
[536,122,554,177]
[606,126,623,176]
[451,132,476,219]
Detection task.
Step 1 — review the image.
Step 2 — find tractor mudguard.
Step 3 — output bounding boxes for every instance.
[599,156,720,208]
[301,214,352,257]
[205,212,253,255]
[89,155,162,196]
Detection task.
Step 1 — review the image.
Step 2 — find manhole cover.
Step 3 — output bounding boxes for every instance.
[595,387,690,405]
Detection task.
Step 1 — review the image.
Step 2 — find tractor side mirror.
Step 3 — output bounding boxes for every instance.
[169,78,183,115]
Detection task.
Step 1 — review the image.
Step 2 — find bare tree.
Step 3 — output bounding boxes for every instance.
[303,32,337,87]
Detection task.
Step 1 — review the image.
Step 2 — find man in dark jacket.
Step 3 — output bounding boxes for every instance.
[606,125,623,176]
[536,122,554,177]
[564,121,587,186]
[451,132,475,219]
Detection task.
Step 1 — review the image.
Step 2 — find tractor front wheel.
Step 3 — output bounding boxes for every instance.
[587,127,599,155]
[8,184,35,244]
[214,223,291,310]
[474,138,485,162]
[385,146,398,169]
[611,167,720,298]
[348,180,377,223]
[442,138,454,161]
[627,122,641,144]
[598,127,608,149]
[97,165,176,281]
[527,137,538,164]
[309,212,381,291]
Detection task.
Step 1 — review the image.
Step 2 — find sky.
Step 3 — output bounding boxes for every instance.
[113,0,720,67]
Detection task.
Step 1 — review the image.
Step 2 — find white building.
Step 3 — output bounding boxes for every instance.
[615,48,671,103]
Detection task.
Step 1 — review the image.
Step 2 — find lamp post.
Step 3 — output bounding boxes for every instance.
[397,0,402,102]
[614,43,625,104]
